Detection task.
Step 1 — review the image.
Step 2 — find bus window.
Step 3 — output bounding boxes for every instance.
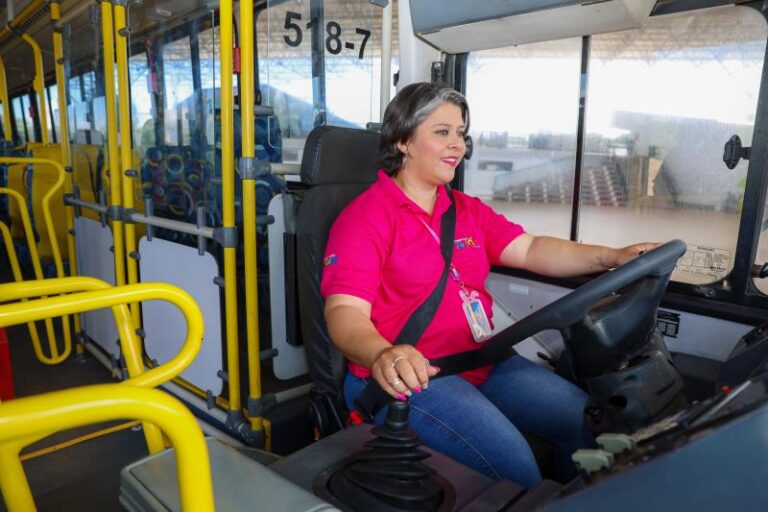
[198,21,219,150]
[11,96,25,144]
[464,38,583,239]
[163,36,194,146]
[323,1,389,128]
[67,75,84,135]
[68,75,83,104]
[130,50,154,154]
[83,71,106,137]
[582,5,766,285]
[20,94,35,143]
[47,84,60,143]
[127,7,220,229]
[257,0,388,162]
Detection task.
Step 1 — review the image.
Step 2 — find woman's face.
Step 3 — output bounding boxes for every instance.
[397,102,466,187]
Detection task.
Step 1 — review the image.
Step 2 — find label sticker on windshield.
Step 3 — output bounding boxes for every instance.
[676,245,730,281]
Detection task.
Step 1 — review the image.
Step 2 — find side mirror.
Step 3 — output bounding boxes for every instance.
[723,134,750,170]
[464,134,474,160]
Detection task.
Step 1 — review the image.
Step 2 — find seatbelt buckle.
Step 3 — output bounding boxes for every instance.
[348,410,366,425]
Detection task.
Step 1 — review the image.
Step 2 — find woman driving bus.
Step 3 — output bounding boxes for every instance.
[321,82,656,486]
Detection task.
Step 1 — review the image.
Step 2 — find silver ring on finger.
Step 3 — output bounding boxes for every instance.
[390,377,402,387]
[391,356,406,369]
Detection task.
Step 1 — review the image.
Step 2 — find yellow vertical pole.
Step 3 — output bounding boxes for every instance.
[20,33,49,145]
[100,0,126,287]
[51,0,82,352]
[0,442,34,512]
[0,56,12,139]
[220,0,242,413]
[113,2,141,327]
[239,0,264,435]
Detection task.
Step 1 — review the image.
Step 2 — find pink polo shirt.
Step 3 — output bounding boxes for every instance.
[320,170,525,386]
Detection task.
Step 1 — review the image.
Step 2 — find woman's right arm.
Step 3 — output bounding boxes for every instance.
[324,294,438,398]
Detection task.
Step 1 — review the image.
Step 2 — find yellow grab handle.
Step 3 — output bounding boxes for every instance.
[0,385,215,512]
[0,280,204,389]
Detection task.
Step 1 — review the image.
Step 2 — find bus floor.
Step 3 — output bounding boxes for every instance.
[1,321,149,512]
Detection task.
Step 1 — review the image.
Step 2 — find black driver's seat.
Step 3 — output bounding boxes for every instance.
[295,125,380,437]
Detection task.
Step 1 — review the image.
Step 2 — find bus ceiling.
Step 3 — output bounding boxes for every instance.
[409,0,739,54]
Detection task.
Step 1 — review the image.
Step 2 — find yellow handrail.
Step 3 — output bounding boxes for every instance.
[0,187,63,364]
[113,3,141,327]
[0,280,203,390]
[1,278,205,453]
[0,158,66,278]
[0,220,53,365]
[100,0,126,289]
[0,385,215,512]
[19,33,48,145]
[0,55,12,140]
[0,222,22,285]
[0,276,172,451]
[239,0,265,436]
[220,0,242,414]
[50,0,81,353]
[0,157,72,359]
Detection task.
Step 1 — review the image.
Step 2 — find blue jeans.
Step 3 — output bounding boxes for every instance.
[344,355,594,488]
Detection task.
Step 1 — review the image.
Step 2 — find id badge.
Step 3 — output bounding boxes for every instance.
[460,289,493,342]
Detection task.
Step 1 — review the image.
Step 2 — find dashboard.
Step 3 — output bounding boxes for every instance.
[541,371,768,511]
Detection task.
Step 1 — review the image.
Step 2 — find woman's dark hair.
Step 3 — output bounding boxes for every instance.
[378,82,470,176]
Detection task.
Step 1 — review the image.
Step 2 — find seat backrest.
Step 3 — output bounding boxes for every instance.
[295,125,379,426]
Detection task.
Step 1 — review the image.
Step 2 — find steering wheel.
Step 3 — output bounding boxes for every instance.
[430,239,687,380]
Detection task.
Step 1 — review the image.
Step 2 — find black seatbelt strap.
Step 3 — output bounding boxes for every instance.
[354,188,456,421]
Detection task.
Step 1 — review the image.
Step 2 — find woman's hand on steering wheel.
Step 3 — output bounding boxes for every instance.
[371,345,440,400]
[612,242,661,267]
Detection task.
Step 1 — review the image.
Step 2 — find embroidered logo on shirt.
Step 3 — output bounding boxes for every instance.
[323,254,338,267]
[454,237,477,250]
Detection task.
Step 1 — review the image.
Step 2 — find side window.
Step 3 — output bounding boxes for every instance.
[20,94,35,143]
[162,36,194,146]
[126,8,218,231]
[81,70,107,142]
[583,6,766,285]
[67,75,86,135]
[257,0,394,163]
[62,7,110,207]
[129,50,154,154]
[465,39,583,239]
[198,23,220,149]
[67,71,105,144]
[47,84,60,143]
[11,96,26,144]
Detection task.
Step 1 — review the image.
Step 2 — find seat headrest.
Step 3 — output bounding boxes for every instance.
[300,125,380,186]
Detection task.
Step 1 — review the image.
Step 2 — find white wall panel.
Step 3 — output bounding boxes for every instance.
[139,237,223,395]
[75,217,119,358]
